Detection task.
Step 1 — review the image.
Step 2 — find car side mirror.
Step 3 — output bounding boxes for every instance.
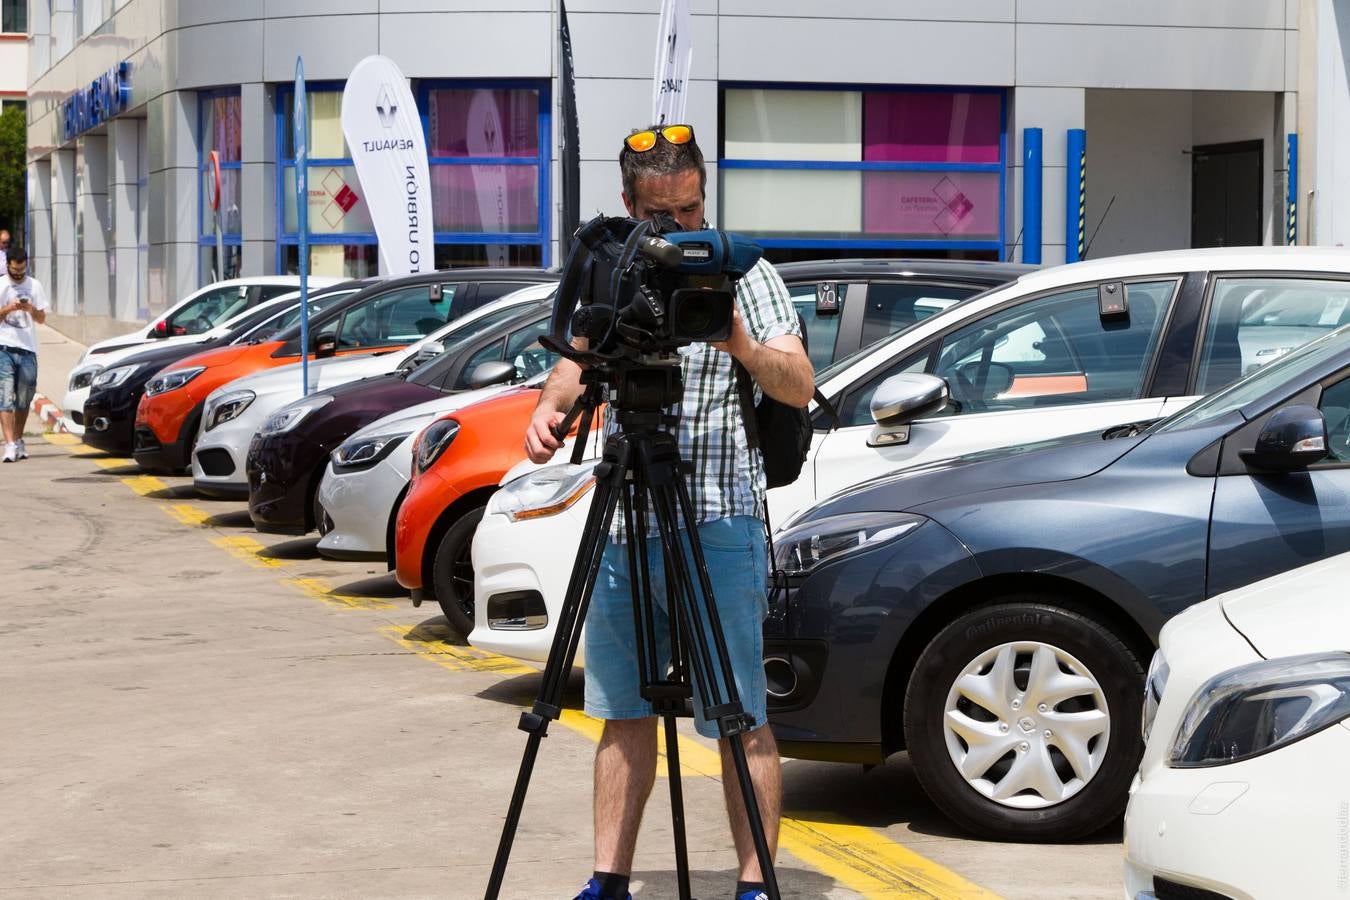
[406,340,444,371]
[1240,404,1328,471]
[868,373,949,447]
[466,360,518,390]
[313,333,338,359]
[152,320,169,338]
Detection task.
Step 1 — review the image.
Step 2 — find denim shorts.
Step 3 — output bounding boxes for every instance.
[583,515,769,738]
[0,347,36,413]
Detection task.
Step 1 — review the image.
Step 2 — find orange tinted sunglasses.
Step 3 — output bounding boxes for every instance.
[623,124,695,153]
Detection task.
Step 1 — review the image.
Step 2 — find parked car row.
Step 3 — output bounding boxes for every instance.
[65,248,1350,888]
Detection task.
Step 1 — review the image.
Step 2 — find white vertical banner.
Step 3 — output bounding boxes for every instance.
[652,0,693,126]
[466,91,510,268]
[340,55,434,274]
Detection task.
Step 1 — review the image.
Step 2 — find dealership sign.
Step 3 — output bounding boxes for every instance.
[61,62,133,141]
[340,56,434,275]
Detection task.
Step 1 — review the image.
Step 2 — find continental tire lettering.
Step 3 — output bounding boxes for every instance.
[963,612,1049,641]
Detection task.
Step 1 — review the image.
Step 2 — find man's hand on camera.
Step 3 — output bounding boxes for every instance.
[525,408,567,464]
[711,309,755,362]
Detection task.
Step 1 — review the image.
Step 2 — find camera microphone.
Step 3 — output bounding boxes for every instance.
[636,235,684,269]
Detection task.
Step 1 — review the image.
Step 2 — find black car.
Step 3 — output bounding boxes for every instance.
[81,283,366,455]
[246,298,560,534]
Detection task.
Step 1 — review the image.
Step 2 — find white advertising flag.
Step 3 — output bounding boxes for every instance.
[466,90,510,268]
[652,0,692,126]
[341,56,434,275]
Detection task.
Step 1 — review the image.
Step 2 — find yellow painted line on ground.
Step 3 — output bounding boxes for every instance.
[377,623,537,675]
[165,503,210,527]
[287,577,397,611]
[90,456,126,469]
[43,431,81,446]
[121,474,168,496]
[210,535,285,568]
[69,445,105,456]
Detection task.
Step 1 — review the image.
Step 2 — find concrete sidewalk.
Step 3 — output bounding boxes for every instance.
[26,322,87,435]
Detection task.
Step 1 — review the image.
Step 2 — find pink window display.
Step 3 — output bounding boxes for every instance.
[427,88,539,158]
[862,171,1000,240]
[863,91,1001,163]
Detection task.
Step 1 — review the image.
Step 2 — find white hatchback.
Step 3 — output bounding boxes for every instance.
[469,246,1350,663]
[1124,552,1350,900]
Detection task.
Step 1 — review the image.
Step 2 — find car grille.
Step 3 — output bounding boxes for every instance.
[196,448,235,477]
[133,427,161,452]
[1153,877,1233,900]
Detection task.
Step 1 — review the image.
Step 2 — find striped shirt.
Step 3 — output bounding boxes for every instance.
[606,257,800,534]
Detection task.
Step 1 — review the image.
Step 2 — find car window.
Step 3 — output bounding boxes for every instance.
[1320,377,1350,463]
[1195,277,1350,395]
[932,280,1173,414]
[164,286,252,335]
[789,283,852,371]
[858,282,978,349]
[461,282,533,316]
[453,338,507,390]
[335,284,454,349]
[257,284,299,302]
[406,306,543,386]
[241,291,353,342]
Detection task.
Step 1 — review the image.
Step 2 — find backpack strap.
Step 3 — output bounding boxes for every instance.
[733,360,762,452]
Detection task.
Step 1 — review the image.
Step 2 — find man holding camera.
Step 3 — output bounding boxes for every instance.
[1,248,50,463]
[525,125,813,900]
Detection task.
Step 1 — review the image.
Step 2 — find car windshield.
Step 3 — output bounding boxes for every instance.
[405,304,547,386]
[1153,324,1350,433]
[234,290,357,344]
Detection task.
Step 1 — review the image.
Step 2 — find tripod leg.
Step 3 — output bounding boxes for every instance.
[662,714,693,900]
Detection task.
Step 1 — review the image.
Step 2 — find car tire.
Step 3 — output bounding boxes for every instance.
[902,597,1145,842]
[430,505,486,636]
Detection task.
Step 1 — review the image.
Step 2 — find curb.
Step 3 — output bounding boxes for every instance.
[30,393,70,433]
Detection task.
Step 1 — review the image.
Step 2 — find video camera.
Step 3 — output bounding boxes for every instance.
[541,214,763,368]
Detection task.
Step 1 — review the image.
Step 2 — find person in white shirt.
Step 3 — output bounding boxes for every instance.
[0,248,50,462]
[0,229,10,268]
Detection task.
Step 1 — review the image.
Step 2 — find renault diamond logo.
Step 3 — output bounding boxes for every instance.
[376,84,397,128]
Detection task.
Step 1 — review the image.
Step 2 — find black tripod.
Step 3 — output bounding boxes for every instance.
[485,364,780,900]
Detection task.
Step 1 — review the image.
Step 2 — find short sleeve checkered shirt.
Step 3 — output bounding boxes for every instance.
[605,257,800,533]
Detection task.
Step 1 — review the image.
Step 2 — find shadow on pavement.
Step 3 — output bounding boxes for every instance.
[256,536,320,559]
[329,573,408,599]
[144,484,200,500]
[202,509,254,528]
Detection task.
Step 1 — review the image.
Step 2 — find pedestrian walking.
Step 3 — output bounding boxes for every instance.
[0,248,50,462]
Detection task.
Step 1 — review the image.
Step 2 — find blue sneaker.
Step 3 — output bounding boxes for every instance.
[736,891,769,900]
[573,878,632,900]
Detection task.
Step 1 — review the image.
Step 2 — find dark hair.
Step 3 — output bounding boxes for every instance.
[619,125,706,205]
[7,247,26,264]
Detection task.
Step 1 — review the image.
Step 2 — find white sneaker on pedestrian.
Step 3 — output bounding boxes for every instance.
[15,439,26,459]
[2,443,16,463]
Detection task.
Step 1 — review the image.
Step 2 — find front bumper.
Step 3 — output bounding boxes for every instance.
[62,384,90,434]
[192,410,266,499]
[132,405,200,472]
[246,432,326,534]
[1124,721,1350,900]
[82,387,142,456]
[315,439,415,561]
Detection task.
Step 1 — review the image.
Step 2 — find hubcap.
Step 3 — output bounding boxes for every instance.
[941,641,1109,810]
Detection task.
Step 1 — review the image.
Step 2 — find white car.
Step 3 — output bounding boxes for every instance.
[469,246,1350,662]
[191,283,557,498]
[1124,552,1350,900]
[64,276,338,433]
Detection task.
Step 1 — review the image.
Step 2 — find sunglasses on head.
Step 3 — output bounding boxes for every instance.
[624,124,694,153]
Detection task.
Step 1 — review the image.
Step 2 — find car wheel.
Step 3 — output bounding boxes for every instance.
[902,597,1145,841]
[430,505,486,636]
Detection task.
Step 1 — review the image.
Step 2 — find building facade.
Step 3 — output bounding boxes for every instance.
[25,1,1306,342]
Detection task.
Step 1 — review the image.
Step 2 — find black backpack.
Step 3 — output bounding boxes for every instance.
[734,320,836,489]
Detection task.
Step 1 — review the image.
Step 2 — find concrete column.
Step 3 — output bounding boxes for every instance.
[240,82,277,275]
[27,161,53,291]
[108,118,144,321]
[147,90,199,317]
[77,134,112,319]
[1010,87,1086,266]
[50,149,78,317]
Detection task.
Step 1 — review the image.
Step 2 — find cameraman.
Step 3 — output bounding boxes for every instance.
[0,248,49,463]
[525,125,813,900]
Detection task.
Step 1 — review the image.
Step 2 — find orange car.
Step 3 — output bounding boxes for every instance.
[395,386,594,633]
[130,269,555,471]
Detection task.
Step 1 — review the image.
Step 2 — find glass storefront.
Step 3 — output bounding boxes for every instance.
[199,91,242,283]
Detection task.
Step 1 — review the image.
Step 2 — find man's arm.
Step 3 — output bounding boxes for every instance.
[713,315,813,407]
[524,355,586,463]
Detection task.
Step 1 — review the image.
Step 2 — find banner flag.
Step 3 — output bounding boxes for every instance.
[559,0,580,258]
[651,0,692,126]
[341,55,435,275]
[466,91,510,268]
[295,57,310,396]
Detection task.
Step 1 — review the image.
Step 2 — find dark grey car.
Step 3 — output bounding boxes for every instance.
[764,325,1350,842]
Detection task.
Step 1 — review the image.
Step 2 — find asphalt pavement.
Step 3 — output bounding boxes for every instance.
[1,329,1126,899]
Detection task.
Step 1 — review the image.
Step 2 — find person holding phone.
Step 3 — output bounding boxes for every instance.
[0,248,50,462]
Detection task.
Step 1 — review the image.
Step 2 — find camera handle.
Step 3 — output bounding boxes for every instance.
[550,375,606,466]
[485,424,781,900]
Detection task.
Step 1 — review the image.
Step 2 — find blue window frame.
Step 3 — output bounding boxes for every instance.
[276,79,550,277]
[199,88,242,284]
[718,83,1007,259]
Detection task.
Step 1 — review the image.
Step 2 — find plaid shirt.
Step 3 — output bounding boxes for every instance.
[606,258,800,535]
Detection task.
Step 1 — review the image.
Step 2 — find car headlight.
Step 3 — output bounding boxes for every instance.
[70,365,103,390]
[772,512,926,577]
[487,461,597,522]
[144,366,206,397]
[331,431,409,471]
[91,365,138,389]
[1168,652,1350,768]
[258,395,333,436]
[1141,649,1170,743]
[205,390,256,431]
[413,418,460,474]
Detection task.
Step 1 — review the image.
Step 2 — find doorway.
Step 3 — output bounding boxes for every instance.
[1191,140,1262,248]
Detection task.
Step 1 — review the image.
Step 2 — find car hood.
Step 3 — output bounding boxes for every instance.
[221,353,397,398]
[168,343,267,371]
[1219,553,1350,658]
[345,382,532,442]
[792,427,1143,525]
